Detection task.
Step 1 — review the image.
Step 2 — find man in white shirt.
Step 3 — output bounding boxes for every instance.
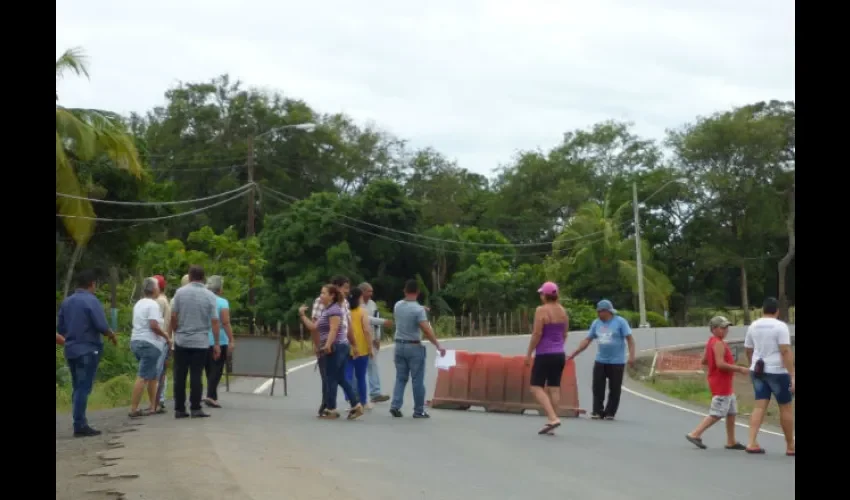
[129,278,169,417]
[743,297,795,456]
[359,282,392,404]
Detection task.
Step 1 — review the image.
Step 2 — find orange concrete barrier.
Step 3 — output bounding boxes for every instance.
[430,350,585,417]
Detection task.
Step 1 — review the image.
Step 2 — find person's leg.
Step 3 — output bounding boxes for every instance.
[343,355,355,404]
[188,348,207,413]
[367,352,385,401]
[723,395,743,448]
[334,345,362,415]
[317,356,329,416]
[204,347,215,400]
[772,374,795,454]
[207,345,227,402]
[173,346,189,414]
[129,341,148,414]
[603,363,626,418]
[325,350,341,411]
[69,353,100,433]
[67,356,82,429]
[746,372,772,451]
[530,355,559,425]
[410,345,427,416]
[591,361,606,418]
[390,345,411,413]
[686,395,726,448]
[545,353,565,419]
[154,347,168,410]
[354,356,369,406]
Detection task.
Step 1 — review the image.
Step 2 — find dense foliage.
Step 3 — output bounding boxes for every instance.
[56,66,795,335]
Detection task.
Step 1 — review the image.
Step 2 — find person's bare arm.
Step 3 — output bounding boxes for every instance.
[626,335,636,366]
[56,333,65,345]
[743,327,754,365]
[220,308,235,346]
[418,320,445,355]
[170,311,178,337]
[526,307,545,359]
[149,319,168,340]
[713,341,748,374]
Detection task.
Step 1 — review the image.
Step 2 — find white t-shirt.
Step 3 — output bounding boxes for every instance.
[131,298,166,351]
[744,317,791,374]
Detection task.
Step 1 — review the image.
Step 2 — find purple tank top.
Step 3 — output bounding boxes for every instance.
[536,322,567,355]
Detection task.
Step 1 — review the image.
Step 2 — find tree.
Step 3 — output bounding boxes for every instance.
[56,47,143,248]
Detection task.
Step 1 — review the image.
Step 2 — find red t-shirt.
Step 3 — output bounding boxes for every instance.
[705,336,734,396]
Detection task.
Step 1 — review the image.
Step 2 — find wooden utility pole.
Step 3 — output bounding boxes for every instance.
[246,134,256,335]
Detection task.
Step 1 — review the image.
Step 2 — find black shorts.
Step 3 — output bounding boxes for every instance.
[530,353,566,388]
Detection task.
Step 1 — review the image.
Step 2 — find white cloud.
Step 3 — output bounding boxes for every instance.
[56,0,794,176]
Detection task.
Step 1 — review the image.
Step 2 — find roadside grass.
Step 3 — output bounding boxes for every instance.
[628,346,796,427]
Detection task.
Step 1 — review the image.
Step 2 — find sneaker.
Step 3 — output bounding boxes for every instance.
[73,426,102,438]
[413,411,431,419]
[348,404,365,420]
[590,413,602,420]
[175,410,190,419]
[320,409,340,420]
[390,408,403,418]
[371,395,390,403]
[366,403,374,410]
[191,410,211,418]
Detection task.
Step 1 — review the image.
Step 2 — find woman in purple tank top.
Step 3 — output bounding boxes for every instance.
[525,281,569,435]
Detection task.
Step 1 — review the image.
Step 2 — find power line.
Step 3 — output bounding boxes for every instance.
[56,190,248,223]
[56,183,254,206]
[261,189,605,257]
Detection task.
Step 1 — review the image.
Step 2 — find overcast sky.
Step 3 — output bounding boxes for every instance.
[56,0,794,176]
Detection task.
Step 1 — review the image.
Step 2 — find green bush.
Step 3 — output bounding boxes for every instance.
[433,315,456,338]
[645,311,668,327]
[618,310,638,327]
[561,298,597,330]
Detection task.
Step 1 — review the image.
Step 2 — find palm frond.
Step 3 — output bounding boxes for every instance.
[56,47,89,80]
[56,132,95,246]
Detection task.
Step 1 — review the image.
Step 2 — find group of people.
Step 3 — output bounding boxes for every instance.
[524,281,795,453]
[297,277,445,420]
[57,265,235,437]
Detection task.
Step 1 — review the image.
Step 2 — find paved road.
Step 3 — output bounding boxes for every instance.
[103,327,795,500]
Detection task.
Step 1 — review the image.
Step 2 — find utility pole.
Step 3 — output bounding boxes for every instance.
[632,182,650,328]
[246,134,256,335]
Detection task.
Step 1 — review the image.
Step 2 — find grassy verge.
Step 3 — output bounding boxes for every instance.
[627,346,795,427]
[56,341,319,414]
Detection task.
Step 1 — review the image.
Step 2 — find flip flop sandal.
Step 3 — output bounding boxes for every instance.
[745,447,766,454]
[538,422,561,435]
[204,400,222,408]
[153,406,167,414]
[786,451,795,456]
[725,443,747,450]
[686,435,707,449]
[128,409,147,419]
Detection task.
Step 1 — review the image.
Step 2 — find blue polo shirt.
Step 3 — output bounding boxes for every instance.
[57,289,111,359]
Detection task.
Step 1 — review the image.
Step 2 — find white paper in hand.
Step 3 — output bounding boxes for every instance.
[435,349,457,371]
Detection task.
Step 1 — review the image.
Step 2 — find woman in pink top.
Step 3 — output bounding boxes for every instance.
[525,281,569,435]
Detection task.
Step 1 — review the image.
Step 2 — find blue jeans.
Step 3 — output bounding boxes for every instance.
[751,371,793,405]
[344,355,370,405]
[66,351,101,432]
[156,347,170,404]
[391,343,427,414]
[367,353,382,398]
[325,343,357,410]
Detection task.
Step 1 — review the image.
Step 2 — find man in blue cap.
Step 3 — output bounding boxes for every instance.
[567,299,635,420]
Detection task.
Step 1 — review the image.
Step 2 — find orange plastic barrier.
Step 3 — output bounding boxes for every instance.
[430,350,585,417]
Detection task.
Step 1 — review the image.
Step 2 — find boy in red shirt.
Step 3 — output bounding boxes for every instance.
[685,316,750,450]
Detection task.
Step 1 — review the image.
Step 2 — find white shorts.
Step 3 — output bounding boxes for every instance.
[708,395,738,417]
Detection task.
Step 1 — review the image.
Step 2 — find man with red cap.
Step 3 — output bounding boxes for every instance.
[153,275,172,413]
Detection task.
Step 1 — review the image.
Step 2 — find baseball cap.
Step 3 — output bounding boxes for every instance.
[596,299,617,314]
[153,275,166,291]
[709,315,732,328]
[537,281,559,295]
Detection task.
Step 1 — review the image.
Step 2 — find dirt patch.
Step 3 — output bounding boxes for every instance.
[56,409,139,500]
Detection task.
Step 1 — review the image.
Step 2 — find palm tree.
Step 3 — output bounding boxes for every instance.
[546,198,673,312]
[56,47,143,248]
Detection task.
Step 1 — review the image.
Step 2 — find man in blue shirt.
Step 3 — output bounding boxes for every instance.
[57,269,117,437]
[389,280,445,419]
[567,299,635,420]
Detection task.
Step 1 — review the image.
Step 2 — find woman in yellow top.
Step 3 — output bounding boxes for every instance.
[345,287,373,408]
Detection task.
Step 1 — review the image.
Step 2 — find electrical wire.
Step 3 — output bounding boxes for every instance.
[56,190,249,222]
[56,183,254,206]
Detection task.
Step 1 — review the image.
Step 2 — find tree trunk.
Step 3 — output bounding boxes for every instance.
[62,244,84,298]
[777,185,795,322]
[740,263,751,325]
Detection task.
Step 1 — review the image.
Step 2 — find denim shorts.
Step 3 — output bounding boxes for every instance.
[131,340,164,381]
[751,371,793,405]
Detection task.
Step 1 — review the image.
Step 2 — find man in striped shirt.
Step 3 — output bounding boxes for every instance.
[311,275,352,416]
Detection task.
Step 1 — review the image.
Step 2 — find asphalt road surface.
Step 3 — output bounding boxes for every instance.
[101,327,796,500]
